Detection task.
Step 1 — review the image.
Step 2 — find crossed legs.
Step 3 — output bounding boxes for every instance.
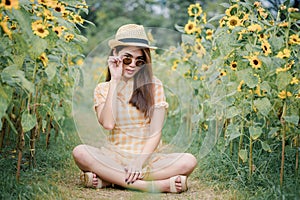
[72,144,197,192]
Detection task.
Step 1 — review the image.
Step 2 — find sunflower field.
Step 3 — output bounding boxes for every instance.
[156,0,299,197]
[0,0,87,181]
[0,0,299,199]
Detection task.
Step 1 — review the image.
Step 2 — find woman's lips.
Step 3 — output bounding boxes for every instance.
[125,68,134,74]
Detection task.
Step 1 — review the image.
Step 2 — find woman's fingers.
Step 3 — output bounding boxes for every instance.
[124,167,143,184]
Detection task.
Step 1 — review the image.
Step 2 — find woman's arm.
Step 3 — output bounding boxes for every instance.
[96,52,123,130]
[125,107,166,183]
[96,80,118,130]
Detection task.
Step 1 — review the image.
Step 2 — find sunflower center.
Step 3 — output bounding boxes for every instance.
[230,20,237,26]
[263,45,268,51]
[37,28,45,33]
[253,60,259,65]
[5,0,11,6]
[188,24,194,30]
[55,7,61,12]
[232,64,237,68]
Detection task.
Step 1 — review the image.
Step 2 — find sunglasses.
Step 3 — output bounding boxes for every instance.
[122,56,146,67]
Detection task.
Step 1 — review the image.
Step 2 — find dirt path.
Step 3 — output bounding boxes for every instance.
[56,169,231,200]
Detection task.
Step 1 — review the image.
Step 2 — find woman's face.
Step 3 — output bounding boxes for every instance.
[117,46,145,80]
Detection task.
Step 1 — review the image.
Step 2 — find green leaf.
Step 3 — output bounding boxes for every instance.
[269,36,284,52]
[276,72,292,90]
[45,62,57,81]
[239,149,248,163]
[237,68,259,88]
[1,65,34,93]
[21,110,37,132]
[283,115,299,125]
[249,126,262,140]
[261,141,272,152]
[254,97,271,116]
[225,123,241,142]
[268,127,280,138]
[28,36,48,59]
[290,12,300,20]
[225,106,241,119]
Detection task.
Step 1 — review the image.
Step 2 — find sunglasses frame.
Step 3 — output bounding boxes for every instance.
[122,56,146,67]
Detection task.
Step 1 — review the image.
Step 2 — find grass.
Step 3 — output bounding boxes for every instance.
[1,118,298,199]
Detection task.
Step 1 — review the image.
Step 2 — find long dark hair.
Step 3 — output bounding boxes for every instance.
[106,46,154,119]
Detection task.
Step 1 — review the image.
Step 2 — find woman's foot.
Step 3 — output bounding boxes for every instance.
[154,175,188,193]
[91,173,112,188]
[80,172,112,189]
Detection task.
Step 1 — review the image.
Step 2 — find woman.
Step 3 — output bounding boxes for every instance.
[72,24,197,193]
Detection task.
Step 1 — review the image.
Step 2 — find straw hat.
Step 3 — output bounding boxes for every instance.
[108,24,156,49]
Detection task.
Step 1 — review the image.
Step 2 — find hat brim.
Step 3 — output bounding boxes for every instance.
[108,39,157,49]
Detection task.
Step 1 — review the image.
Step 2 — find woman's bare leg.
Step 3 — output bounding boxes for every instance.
[72,144,197,192]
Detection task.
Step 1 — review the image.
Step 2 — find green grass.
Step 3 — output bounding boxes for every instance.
[1,118,298,199]
[0,118,80,200]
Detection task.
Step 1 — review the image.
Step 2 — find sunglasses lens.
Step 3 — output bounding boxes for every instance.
[123,57,132,65]
[136,60,145,67]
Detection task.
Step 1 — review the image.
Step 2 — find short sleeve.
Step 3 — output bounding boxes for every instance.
[153,77,169,109]
[94,82,109,109]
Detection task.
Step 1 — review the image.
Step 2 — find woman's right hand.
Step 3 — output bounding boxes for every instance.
[108,50,123,81]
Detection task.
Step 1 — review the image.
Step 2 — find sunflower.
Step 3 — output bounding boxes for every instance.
[237,80,245,92]
[187,3,202,17]
[220,69,227,77]
[254,84,262,96]
[184,20,197,34]
[230,61,237,71]
[278,90,292,99]
[219,17,226,27]
[261,40,272,56]
[225,4,238,16]
[247,24,262,32]
[226,16,241,29]
[31,20,49,38]
[238,29,247,40]
[278,22,288,27]
[276,60,294,73]
[257,7,268,18]
[201,64,209,72]
[0,16,12,39]
[53,2,66,13]
[254,1,261,7]
[289,34,300,45]
[193,75,198,80]
[202,13,207,24]
[171,60,179,71]
[288,8,299,12]
[290,77,299,85]
[276,48,291,59]
[39,52,48,67]
[296,91,300,99]
[194,42,206,57]
[52,26,66,37]
[38,0,54,7]
[205,29,213,40]
[1,0,19,10]
[71,13,84,24]
[65,33,74,42]
[248,55,262,69]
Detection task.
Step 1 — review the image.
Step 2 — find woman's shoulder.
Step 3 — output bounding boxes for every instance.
[94,81,110,92]
[152,76,163,85]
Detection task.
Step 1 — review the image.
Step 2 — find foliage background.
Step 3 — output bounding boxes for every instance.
[0,0,299,199]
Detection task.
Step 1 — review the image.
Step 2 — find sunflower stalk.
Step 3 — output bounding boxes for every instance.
[280,100,287,187]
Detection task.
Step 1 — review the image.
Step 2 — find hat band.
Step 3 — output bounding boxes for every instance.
[119,38,149,45]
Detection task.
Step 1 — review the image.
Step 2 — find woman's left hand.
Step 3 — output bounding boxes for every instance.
[124,161,144,184]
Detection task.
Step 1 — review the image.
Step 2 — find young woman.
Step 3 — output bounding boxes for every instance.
[72,24,197,193]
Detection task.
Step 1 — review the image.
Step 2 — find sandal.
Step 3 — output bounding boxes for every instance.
[80,172,103,189]
[169,175,188,193]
